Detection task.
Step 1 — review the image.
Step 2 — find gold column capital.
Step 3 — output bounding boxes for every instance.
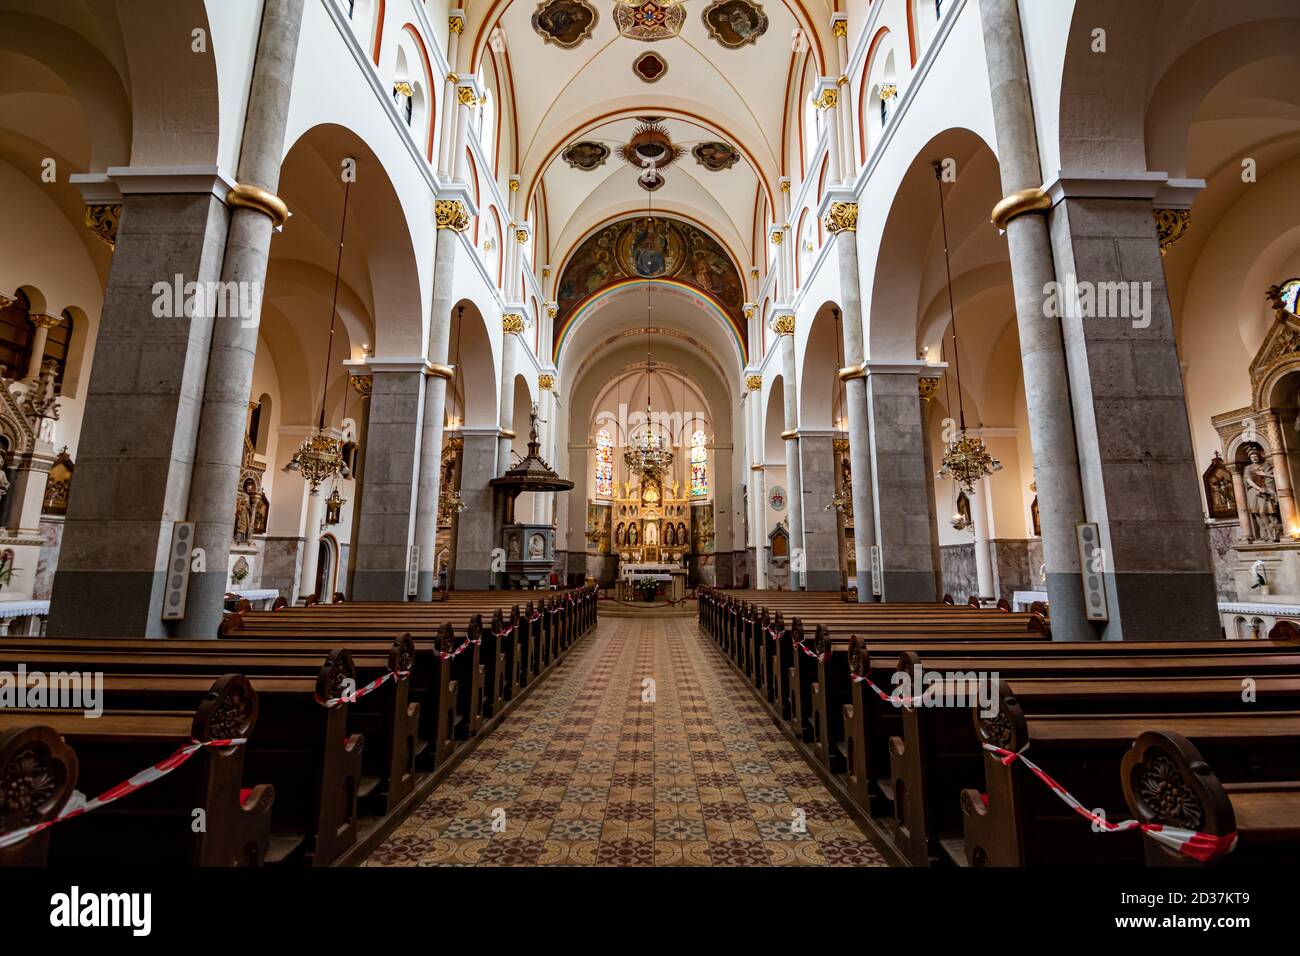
[991,187,1051,231]
[831,18,848,38]
[814,88,838,111]
[918,376,942,402]
[350,374,373,397]
[435,199,471,232]
[823,201,858,234]
[546,305,558,319]
[832,436,850,452]
[1154,208,1191,256]
[29,312,62,330]
[745,374,763,391]
[770,314,795,337]
[515,228,529,244]
[392,80,414,98]
[502,313,526,334]
[448,14,464,34]
[85,203,122,249]
[457,85,478,107]
[538,374,555,390]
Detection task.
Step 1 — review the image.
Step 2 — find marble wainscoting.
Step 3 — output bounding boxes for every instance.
[1206,520,1241,602]
[34,516,64,600]
[261,535,304,602]
[940,538,1042,605]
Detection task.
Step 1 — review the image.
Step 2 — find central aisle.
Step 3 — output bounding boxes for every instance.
[365,615,888,866]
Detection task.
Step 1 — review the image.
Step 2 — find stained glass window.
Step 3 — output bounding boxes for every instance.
[690,430,708,497]
[1281,279,1300,316]
[595,429,613,498]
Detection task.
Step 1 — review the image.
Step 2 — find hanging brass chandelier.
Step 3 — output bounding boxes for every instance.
[624,406,674,478]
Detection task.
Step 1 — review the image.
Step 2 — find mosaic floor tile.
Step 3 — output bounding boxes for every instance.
[364,615,889,867]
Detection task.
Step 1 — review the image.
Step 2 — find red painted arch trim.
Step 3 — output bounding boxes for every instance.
[401,22,436,162]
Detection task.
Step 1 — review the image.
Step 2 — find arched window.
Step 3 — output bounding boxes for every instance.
[1279,278,1300,316]
[0,291,32,380]
[595,428,613,498]
[690,430,708,497]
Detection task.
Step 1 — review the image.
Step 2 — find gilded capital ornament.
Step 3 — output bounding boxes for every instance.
[743,305,755,320]
[918,376,942,403]
[0,293,14,310]
[434,199,471,232]
[509,178,520,192]
[543,267,551,279]
[832,436,850,453]
[546,305,558,319]
[770,229,784,246]
[350,374,374,397]
[879,83,898,101]
[457,85,478,107]
[814,88,838,111]
[771,314,795,337]
[1154,208,1191,257]
[29,313,62,330]
[502,313,526,334]
[393,81,414,98]
[823,202,858,234]
[750,269,759,280]
[832,19,847,38]
[779,180,791,193]
[515,228,529,244]
[538,374,555,390]
[85,203,122,249]
[745,374,763,391]
[449,15,464,34]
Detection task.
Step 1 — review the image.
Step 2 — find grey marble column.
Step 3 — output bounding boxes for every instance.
[47,185,230,638]
[178,0,306,636]
[413,228,458,599]
[343,372,371,595]
[865,364,938,601]
[453,430,499,589]
[1047,185,1219,640]
[979,0,1091,639]
[799,433,841,590]
[351,365,425,600]
[774,313,804,589]
[824,201,878,600]
[497,313,522,475]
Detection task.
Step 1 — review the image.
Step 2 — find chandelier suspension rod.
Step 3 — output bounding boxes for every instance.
[934,162,966,433]
[318,177,352,432]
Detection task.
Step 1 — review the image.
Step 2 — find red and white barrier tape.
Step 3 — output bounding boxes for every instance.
[0,736,248,851]
[315,668,410,709]
[793,639,829,663]
[849,669,926,707]
[982,743,1238,863]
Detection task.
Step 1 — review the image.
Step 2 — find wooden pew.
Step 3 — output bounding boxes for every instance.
[0,675,275,867]
[959,682,1300,866]
[0,725,80,867]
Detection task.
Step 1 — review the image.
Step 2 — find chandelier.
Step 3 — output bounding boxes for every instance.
[932,160,1000,496]
[286,171,351,492]
[624,412,674,478]
[439,486,467,521]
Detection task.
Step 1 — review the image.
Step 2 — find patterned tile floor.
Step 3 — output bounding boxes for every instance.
[364,616,889,867]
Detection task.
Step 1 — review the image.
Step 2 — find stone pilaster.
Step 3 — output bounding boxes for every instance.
[798,433,841,590]
[864,362,938,601]
[453,429,499,589]
[350,362,426,601]
[772,310,804,589]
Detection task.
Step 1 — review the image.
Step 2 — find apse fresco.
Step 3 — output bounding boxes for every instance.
[556,216,744,335]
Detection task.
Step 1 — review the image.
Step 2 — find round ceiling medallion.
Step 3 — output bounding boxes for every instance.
[633,51,668,83]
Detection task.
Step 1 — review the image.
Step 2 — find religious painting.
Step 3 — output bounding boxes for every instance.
[615,0,685,42]
[692,141,739,171]
[531,0,598,50]
[556,215,745,346]
[616,217,686,278]
[768,485,786,511]
[702,0,768,50]
[585,502,610,552]
[1203,452,1237,520]
[562,141,609,171]
[41,446,73,516]
[691,502,716,554]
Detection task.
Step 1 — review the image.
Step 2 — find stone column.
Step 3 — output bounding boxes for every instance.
[823,199,878,600]
[412,225,461,600]
[1227,462,1253,542]
[1265,426,1298,535]
[1047,178,1218,639]
[350,363,426,600]
[813,79,842,186]
[25,313,61,380]
[772,311,804,589]
[497,312,524,474]
[979,0,1091,640]
[799,433,841,590]
[438,12,464,177]
[752,464,768,588]
[971,474,995,598]
[343,371,372,594]
[831,15,854,179]
[744,373,766,587]
[299,483,327,599]
[864,362,938,601]
[538,373,556,525]
[454,429,499,588]
[176,0,305,636]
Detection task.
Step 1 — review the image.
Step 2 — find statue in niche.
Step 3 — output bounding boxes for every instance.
[628,524,639,546]
[233,477,268,544]
[1243,445,1283,542]
[528,534,545,560]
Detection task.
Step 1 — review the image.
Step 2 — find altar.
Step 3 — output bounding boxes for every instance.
[617,562,687,602]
